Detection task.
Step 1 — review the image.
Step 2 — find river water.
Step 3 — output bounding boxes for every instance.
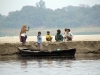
[0,58,100,75]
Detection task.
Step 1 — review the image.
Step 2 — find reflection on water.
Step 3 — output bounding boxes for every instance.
[0,58,100,75]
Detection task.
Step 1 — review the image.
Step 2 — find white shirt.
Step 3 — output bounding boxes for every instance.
[21,33,26,37]
[67,32,73,38]
[63,32,67,37]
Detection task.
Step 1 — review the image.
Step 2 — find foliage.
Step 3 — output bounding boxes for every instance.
[0,0,100,29]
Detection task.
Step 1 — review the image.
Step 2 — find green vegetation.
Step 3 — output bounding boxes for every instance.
[0,0,100,29]
[0,0,100,36]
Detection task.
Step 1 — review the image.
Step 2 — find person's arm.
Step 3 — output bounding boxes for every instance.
[69,32,73,37]
[70,32,73,39]
[26,27,30,31]
[50,35,52,38]
[61,34,63,41]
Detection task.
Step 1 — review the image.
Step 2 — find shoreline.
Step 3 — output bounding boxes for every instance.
[0,35,100,43]
[0,41,100,60]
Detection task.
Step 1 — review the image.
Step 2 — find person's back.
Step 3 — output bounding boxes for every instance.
[67,29,73,41]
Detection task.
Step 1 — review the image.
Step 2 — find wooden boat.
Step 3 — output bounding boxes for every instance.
[18,47,76,58]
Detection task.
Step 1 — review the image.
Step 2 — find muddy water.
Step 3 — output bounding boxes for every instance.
[0,58,100,75]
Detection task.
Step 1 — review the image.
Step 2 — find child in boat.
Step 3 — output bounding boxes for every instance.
[63,28,68,41]
[37,31,43,50]
[55,29,63,42]
[20,24,29,46]
[46,31,53,42]
[67,29,73,41]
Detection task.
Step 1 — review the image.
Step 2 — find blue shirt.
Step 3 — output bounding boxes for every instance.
[37,35,42,43]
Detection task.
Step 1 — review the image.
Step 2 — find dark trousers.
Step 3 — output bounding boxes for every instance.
[67,36,72,41]
[21,35,27,45]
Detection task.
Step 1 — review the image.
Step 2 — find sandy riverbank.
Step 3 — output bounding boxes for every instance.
[0,41,100,60]
[0,35,100,43]
[0,35,100,60]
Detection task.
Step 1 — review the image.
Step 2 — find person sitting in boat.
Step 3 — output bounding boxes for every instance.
[37,31,43,50]
[55,29,63,42]
[20,24,29,46]
[46,31,53,42]
[67,29,73,41]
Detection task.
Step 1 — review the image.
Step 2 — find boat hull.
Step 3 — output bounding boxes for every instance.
[18,47,76,58]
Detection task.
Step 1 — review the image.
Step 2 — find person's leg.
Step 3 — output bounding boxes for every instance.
[63,37,66,41]
[70,37,72,41]
[46,38,49,41]
[20,36,22,42]
[21,36,25,46]
[40,43,43,50]
[67,36,72,41]
[50,37,53,42]
[37,43,40,50]
[46,38,51,42]
[25,35,27,42]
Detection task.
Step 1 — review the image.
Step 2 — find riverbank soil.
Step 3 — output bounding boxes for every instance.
[0,41,100,60]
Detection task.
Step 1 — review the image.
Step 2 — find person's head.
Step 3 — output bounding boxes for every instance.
[22,24,26,29]
[57,29,61,34]
[38,31,41,36]
[47,31,50,35]
[67,29,70,32]
[65,28,67,32]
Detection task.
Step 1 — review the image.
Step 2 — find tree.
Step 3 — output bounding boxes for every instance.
[0,4,100,29]
[36,0,45,8]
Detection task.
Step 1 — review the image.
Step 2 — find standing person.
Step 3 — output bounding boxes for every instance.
[20,24,29,46]
[55,29,63,42]
[37,31,43,50]
[63,28,68,41]
[46,31,53,42]
[67,29,73,41]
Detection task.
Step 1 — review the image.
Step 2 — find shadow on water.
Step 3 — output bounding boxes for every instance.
[19,57,75,70]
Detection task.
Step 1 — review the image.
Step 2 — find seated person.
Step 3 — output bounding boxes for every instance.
[67,29,73,41]
[55,29,63,42]
[46,31,53,42]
